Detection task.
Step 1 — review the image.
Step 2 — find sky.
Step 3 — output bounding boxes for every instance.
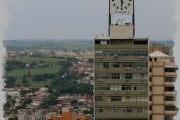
[4,0,177,40]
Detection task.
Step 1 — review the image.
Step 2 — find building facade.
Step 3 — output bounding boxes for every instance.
[149,46,178,120]
[94,0,178,120]
[94,0,149,120]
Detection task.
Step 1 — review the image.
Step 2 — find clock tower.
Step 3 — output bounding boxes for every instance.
[94,0,149,120]
[109,0,135,39]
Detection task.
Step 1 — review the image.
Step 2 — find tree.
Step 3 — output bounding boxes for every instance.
[23,98,32,104]
[8,117,18,120]
[5,76,16,88]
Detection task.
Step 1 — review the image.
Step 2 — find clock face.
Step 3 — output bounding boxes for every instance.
[110,0,134,15]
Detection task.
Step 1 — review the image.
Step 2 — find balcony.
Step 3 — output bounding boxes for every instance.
[95,101,148,107]
[95,56,148,62]
[164,82,174,86]
[165,101,176,105]
[95,68,148,74]
[95,90,148,96]
[165,91,177,96]
[165,111,178,115]
[165,96,176,105]
[164,72,177,77]
[95,44,148,50]
[95,79,148,85]
[96,112,148,119]
[165,106,178,115]
[165,62,178,68]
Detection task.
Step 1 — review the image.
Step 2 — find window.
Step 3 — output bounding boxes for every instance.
[165,106,177,111]
[99,109,103,112]
[112,74,120,79]
[125,74,132,79]
[111,96,122,101]
[110,85,121,91]
[165,96,175,101]
[113,62,120,68]
[165,68,176,72]
[165,87,174,92]
[100,41,107,45]
[165,77,176,82]
[103,62,109,68]
[122,85,131,90]
[95,63,103,68]
[95,96,103,101]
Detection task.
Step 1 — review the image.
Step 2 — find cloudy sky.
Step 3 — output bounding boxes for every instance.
[4,0,177,40]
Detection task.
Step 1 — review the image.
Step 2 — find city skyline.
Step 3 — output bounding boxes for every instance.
[5,0,176,40]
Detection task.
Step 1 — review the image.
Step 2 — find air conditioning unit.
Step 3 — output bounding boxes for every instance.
[140,56,145,59]
[98,79,103,82]
[137,67,142,70]
[126,67,130,70]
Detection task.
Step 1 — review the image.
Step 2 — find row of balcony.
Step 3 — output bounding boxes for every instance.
[95,101,148,107]
[95,112,148,119]
[95,44,148,50]
[95,68,148,74]
[149,82,175,86]
[95,90,148,96]
[149,110,178,115]
[95,79,148,84]
[149,91,177,96]
[95,56,148,62]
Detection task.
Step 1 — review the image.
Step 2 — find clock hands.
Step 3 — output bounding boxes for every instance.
[121,0,123,10]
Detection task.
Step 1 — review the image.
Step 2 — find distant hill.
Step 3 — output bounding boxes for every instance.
[3,39,93,51]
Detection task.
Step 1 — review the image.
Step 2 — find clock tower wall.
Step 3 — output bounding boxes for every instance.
[110,25,134,39]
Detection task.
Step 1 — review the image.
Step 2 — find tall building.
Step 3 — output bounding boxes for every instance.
[149,44,178,120]
[94,0,149,120]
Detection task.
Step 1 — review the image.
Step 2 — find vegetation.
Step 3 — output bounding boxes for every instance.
[4,39,93,51]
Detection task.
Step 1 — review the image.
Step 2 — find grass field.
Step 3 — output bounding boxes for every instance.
[7,67,59,77]
[6,67,59,87]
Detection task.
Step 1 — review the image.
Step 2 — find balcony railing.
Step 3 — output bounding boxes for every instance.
[95,45,148,49]
[95,101,148,107]
[95,79,148,85]
[95,90,148,96]
[95,56,148,62]
[95,68,148,74]
[95,112,148,119]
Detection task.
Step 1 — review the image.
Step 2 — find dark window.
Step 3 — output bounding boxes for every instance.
[112,74,120,79]
[111,96,122,101]
[95,41,100,44]
[165,96,176,101]
[113,63,120,68]
[134,40,148,45]
[149,96,152,101]
[125,74,132,79]
[165,106,177,111]
[165,87,174,92]
[95,96,103,101]
[165,116,174,120]
[103,62,109,68]
[122,85,131,90]
[165,68,176,72]
[149,77,152,82]
[99,109,103,112]
[165,77,176,82]
[154,58,157,61]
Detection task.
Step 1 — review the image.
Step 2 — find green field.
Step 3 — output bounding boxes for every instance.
[7,67,59,77]
[7,67,59,87]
